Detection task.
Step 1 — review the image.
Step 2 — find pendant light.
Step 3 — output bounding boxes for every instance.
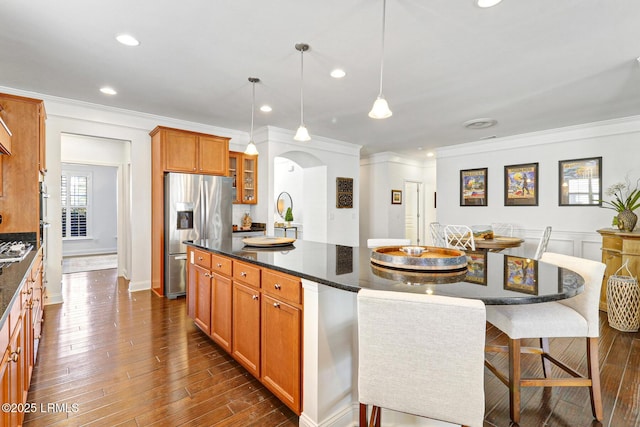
[369,0,393,119]
[294,43,311,141]
[244,77,259,155]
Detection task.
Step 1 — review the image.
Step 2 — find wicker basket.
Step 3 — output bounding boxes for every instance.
[606,261,640,332]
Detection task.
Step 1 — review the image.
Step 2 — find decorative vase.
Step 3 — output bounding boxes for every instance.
[617,209,638,232]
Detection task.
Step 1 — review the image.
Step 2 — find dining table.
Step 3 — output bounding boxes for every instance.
[473,235,525,252]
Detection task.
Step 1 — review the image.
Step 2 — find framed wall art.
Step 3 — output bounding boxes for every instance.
[336,177,353,208]
[504,162,538,206]
[391,189,402,205]
[503,256,538,295]
[558,157,602,206]
[460,168,488,206]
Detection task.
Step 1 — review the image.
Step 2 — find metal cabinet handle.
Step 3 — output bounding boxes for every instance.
[217,263,222,268]
[252,295,259,300]
[198,256,203,261]
[240,271,247,277]
[273,302,280,308]
[204,273,212,278]
[274,284,281,290]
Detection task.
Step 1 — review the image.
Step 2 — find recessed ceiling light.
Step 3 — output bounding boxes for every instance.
[463,118,497,129]
[330,69,346,79]
[116,34,140,46]
[100,87,117,95]
[476,0,503,8]
[260,105,272,112]
[426,152,435,157]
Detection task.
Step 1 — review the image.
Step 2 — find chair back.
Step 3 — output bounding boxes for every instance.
[491,222,514,237]
[367,238,410,248]
[429,222,446,247]
[443,224,476,250]
[539,252,606,337]
[358,289,486,427]
[533,226,552,260]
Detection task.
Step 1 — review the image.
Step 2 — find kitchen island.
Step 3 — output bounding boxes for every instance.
[186,238,582,427]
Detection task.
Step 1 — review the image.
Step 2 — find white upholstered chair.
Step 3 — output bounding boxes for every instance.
[366,238,410,248]
[484,252,606,424]
[358,289,486,427]
[443,224,476,251]
[533,226,552,259]
[428,222,446,247]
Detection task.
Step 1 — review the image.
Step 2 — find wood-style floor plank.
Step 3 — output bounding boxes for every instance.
[22,268,640,427]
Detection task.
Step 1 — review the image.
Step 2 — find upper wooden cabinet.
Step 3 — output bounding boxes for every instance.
[228,151,258,204]
[0,93,46,241]
[151,126,229,175]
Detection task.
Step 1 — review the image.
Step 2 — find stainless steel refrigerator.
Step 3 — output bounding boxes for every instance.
[164,172,233,299]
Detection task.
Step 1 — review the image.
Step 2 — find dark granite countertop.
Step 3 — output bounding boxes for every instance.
[186,238,584,305]
[0,249,39,331]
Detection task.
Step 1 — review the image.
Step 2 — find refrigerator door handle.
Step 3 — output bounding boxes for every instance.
[200,178,207,241]
[174,254,187,261]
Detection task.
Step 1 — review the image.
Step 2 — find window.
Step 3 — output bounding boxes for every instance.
[61,172,91,238]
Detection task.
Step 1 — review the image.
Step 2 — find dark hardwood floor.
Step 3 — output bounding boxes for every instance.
[22,268,640,426]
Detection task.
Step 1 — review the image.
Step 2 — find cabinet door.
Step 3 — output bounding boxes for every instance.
[228,152,241,204]
[193,265,212,335]
[0,350,10,426]
[241,155,258,204]
[232,282,261,377]
[164,130,198,172]
[198,135,228,175]
[186,257,197,319]
[261,294,301,413]
[211,272,232,353]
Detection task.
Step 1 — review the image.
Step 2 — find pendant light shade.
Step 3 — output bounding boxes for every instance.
[294,43,311,142]
[245,77,260,155]
[369,0,392,119]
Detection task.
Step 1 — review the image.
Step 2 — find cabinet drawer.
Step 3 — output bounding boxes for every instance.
[211,254,232,277]
[233,261,261,288]
[263,270,301,305]
[602,235,622,252]
[192,248,211,269]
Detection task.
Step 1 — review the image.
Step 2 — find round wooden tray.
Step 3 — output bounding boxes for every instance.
[370,246,467,271]
[371,263,467,285]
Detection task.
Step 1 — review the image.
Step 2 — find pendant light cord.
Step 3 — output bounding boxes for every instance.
[250,80,255,140]
[378,0,387,97]
[299,49,305,125]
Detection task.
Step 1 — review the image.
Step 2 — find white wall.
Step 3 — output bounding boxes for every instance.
[255,127,362,247]
[359,153,436,247]
[436,116,640,260]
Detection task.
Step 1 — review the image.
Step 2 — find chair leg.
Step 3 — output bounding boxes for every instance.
[540,337,551,377]
[359,403,367,427]
[509,338,522,424]
[359,404,381,427]
[587,337,603,421]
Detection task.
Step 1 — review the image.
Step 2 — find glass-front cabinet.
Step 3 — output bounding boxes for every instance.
[228,151,258,204]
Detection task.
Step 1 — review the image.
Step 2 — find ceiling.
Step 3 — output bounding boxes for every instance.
[2,0,640,156]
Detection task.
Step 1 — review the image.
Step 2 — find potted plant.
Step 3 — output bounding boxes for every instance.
[285,207,293,226]
[602,177,640,232]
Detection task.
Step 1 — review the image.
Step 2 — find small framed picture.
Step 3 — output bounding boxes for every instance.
[460,168,488,206]
[558,157,602,206]
[391,189,402,204]
[504,256,538,295]
[504,163,538,206]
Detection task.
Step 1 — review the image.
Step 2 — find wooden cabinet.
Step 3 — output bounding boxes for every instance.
[228,151,258,204]
[0,116,12,155]
[0,94,46,240]
[192,264,212,335]
[597,229,640,311]
[150,126,230,297]
[186,249,303,414]
[159,127,228,174]
[0,250,43,426]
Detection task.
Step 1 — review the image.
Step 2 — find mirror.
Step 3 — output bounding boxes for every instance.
[276,192,293,219]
